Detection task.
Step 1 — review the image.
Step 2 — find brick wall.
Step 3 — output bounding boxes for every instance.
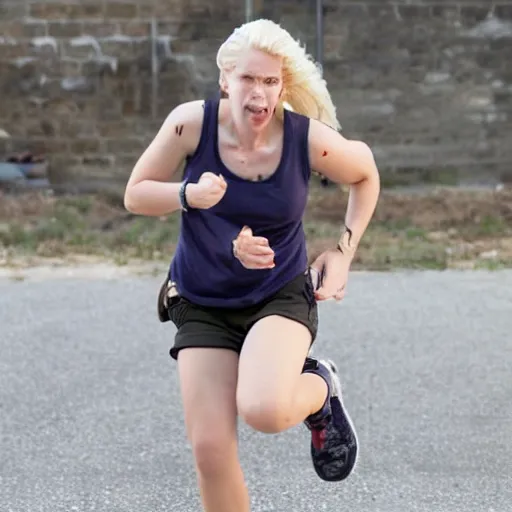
[0,0,511,191]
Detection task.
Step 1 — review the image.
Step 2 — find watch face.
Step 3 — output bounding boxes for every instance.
[310,267,321,290]
[309,266,324,290]
[339,225,354,248]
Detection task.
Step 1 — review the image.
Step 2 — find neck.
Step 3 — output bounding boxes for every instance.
[228,113,276,151]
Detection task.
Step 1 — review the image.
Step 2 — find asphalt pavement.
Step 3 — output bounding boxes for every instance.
[1,266,511,512]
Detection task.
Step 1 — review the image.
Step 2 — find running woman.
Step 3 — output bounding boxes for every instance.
[124,18,380,512]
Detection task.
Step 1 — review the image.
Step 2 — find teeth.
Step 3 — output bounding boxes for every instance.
[248,107,266,113]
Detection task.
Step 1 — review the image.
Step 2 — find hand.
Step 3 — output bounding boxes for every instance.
[310,249,351,301]
[186,172,227,209]
[233,226,275,270]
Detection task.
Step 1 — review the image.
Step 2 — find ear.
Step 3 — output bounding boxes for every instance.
[219,71,228,95]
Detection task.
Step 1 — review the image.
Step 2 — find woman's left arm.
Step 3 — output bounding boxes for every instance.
[307,119,380,300]
[308,118,380,254]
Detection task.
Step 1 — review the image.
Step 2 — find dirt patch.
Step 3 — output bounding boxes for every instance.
[309,186,512,232]
[304,185,512,268]
[0,185,511,270]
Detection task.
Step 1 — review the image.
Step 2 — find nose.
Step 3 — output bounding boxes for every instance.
[251,81,264,97]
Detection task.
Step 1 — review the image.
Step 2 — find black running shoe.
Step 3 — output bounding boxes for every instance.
[303,357,359,482]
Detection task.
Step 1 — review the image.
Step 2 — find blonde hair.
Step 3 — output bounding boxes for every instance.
[216,19,341,131]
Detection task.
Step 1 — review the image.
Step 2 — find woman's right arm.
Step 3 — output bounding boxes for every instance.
[123,100,204,216]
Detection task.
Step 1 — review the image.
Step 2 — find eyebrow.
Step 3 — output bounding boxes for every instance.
[241,72,280,80]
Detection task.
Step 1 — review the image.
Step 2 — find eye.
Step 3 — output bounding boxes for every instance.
[264,77,279,86]
[241,75,254,82]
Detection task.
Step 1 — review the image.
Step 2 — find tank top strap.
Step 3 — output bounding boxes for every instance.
[285,109,312,182]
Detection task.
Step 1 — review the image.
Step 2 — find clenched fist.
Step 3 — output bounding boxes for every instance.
[186,172,227,209]
[233,226,275,270]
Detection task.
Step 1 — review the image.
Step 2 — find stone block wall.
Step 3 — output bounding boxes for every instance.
[0,0,511,191]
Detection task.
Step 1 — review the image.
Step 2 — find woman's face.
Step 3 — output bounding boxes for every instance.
[223,48,284,130]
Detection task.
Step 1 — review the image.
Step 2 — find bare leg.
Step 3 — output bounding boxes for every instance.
[177,348,250,512]
[236,315,328,433]
[237,315,359,482]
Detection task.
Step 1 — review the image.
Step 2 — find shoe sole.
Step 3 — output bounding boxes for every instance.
[318,358,360,481]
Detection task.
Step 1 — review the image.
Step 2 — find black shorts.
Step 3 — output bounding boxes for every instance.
[162,270,319,360]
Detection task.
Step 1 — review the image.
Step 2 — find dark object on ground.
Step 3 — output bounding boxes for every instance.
[0,152,50,191]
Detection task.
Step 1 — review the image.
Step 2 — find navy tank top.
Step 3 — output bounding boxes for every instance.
[169,98,312,308]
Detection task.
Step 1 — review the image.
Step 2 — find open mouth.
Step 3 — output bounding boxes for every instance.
[245,106,268,115]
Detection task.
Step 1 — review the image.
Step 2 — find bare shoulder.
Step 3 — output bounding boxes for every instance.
[160,99,206,155]
[126,100,207,186]
[167,99,205,124]
[307,117,378,185]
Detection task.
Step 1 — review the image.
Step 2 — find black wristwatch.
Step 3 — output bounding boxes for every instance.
[336,225,355,256]
[179,180,190,212]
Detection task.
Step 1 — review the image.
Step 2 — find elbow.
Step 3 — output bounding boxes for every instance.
[362,142,379,173]
[123,185,138,214]
[124,197,135,214]
[368,154,380,189]
[353,142,380,186]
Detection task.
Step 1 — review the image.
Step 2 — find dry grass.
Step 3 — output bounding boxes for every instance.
[304,184,512,270]
[1,184,511,270]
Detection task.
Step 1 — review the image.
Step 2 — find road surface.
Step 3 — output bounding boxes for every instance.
[1,266,511,512]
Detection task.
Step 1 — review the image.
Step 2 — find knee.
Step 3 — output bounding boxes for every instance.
[191,433,236,478]
[238,397,292,434]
